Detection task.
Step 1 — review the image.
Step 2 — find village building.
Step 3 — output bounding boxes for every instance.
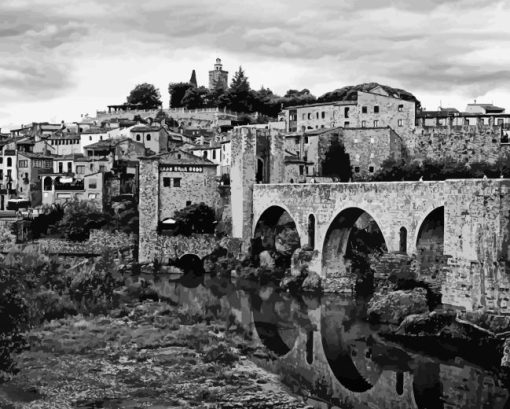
[280,84,416,136]
[139,149,218,230]
[0,139,18,209]
[17,152,53,206]
[129,124,170,154]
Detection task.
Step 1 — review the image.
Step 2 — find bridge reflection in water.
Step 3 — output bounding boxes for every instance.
[148,274,510,409]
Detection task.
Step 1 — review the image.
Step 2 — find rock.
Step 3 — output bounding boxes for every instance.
[259,250,275,269]
[301,272,322,294]
[395,310,456,336]
[367,288,428,325]
[274,226,300,257]
[502,338,510,368]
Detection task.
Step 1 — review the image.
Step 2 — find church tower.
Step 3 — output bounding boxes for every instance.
[208,58,228,91]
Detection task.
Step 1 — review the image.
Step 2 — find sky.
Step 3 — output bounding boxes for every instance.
[2,0,510,130]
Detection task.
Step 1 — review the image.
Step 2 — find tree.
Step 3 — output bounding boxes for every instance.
[252,87,281,118]
[182,86,212,109]
[126,83,162,109]
[321,137,352,181]
[172,203,216,235]
[168,82,194,108]
[278,89,316,108]
[220,66,254,113]
[57,201,109,241]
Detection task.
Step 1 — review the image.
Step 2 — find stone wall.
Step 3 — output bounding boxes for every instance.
[317,127,404,180]
[140,233,242,263]
[406,125,510,164]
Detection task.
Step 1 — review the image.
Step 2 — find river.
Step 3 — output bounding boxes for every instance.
[144,271,510,409]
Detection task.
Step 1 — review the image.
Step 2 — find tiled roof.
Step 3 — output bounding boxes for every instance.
[141,149,216,166]
[130,125,161,132]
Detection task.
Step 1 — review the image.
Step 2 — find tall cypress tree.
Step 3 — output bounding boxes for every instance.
[189,70,198,87]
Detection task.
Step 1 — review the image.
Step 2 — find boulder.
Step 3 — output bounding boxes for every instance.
[275,226,300,257]
[395,310,457,336]
[367,288,428,325]
[259,250,275,269]
[502,338,510,368]
[301,271,322,294]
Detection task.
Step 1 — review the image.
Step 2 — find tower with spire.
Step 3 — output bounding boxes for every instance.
[208,58,228,91]
[189,69,197,87]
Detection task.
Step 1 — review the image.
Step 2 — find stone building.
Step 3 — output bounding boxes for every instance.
[17,152,53,206]
[129,124,169,154]
[138,150,219,261]
[283,126,405,181]
[280,84,416,136]
[208,58,228,91]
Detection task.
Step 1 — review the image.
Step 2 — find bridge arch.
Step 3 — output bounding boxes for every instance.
[176,253,205,275]
[322,207,388,290]
[415,207,445,269]
[253,205,302,268]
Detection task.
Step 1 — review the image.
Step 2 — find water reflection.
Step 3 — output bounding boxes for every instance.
[147,273,510,409]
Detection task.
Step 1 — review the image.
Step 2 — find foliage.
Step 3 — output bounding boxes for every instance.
[57,200,110,241]
[172,203,216,235]
[111,198,139,235]
[373,156,510,181]
[29,204,64,238]
[279,89,317,108]
[127,83,162,109]
[168,82,194,108]
[321,137,352,181]
[182,86,212,109]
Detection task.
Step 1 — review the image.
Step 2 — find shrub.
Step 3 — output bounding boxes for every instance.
[58,200,109,241]
[172,203,216,235]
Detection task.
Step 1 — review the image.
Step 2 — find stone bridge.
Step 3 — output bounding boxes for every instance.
[251,179,510,313]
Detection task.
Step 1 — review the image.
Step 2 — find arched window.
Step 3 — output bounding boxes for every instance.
[308,214,315,249]
[399,227,407,254]
[136,134,141,141]
[146,134,151,141]
[396,372,404,395]
[306,331,314,364]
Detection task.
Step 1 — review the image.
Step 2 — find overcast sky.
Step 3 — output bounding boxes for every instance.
[2,0,510,130]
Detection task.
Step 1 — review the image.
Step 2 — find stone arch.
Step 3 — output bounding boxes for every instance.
[43,176,53,191]
[253,205,302,268]
[322,207,388,286]
[415,207,444,270]
[176,253,204,275]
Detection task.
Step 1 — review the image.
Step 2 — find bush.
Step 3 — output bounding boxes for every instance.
[373,156,510,181]
[173,203,216,236]
[58,200,109,241]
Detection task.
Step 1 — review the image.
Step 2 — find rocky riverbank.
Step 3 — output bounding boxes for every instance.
[0,301,310,409]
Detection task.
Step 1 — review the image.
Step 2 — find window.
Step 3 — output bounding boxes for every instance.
[58,162,63,173]
[7,158,12,167]
[344,121,350,127]
[373,120,379,127]
[67,162,72,173]
[163,177,171,187]
[369,165,375,173]
[321,125,325,128]
[299,165,304,175]
[398,104,403,112]
[173,178,181,187]
[89,136,92,141]
[0,158,2,164]
[146,134,151,141]
[307,113,311,119]
[99,165,106,171]
[398,119,403,127]
[374,106,379,113]
[88,179,97,189]
[321,111,325,119]
[90,163,94,171]
[213,150,216,160]
[362,106,368,114]
[344,107,350,118]
[304,136,309,144]
[136,134,141,141]
[76,165,85,174]
[361,120,366,128]
[18,160,28,168]
[316,112,319,119]
[302,113,306,120]
[354,166,360,173]
[186,200,192,206]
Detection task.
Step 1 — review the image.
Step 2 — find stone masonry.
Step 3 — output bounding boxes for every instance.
[250,179,510,313]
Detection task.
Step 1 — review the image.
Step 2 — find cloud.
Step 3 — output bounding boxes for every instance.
[2,0,510,127]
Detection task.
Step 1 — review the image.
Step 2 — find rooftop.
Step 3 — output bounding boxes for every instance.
[141,149,217,166]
